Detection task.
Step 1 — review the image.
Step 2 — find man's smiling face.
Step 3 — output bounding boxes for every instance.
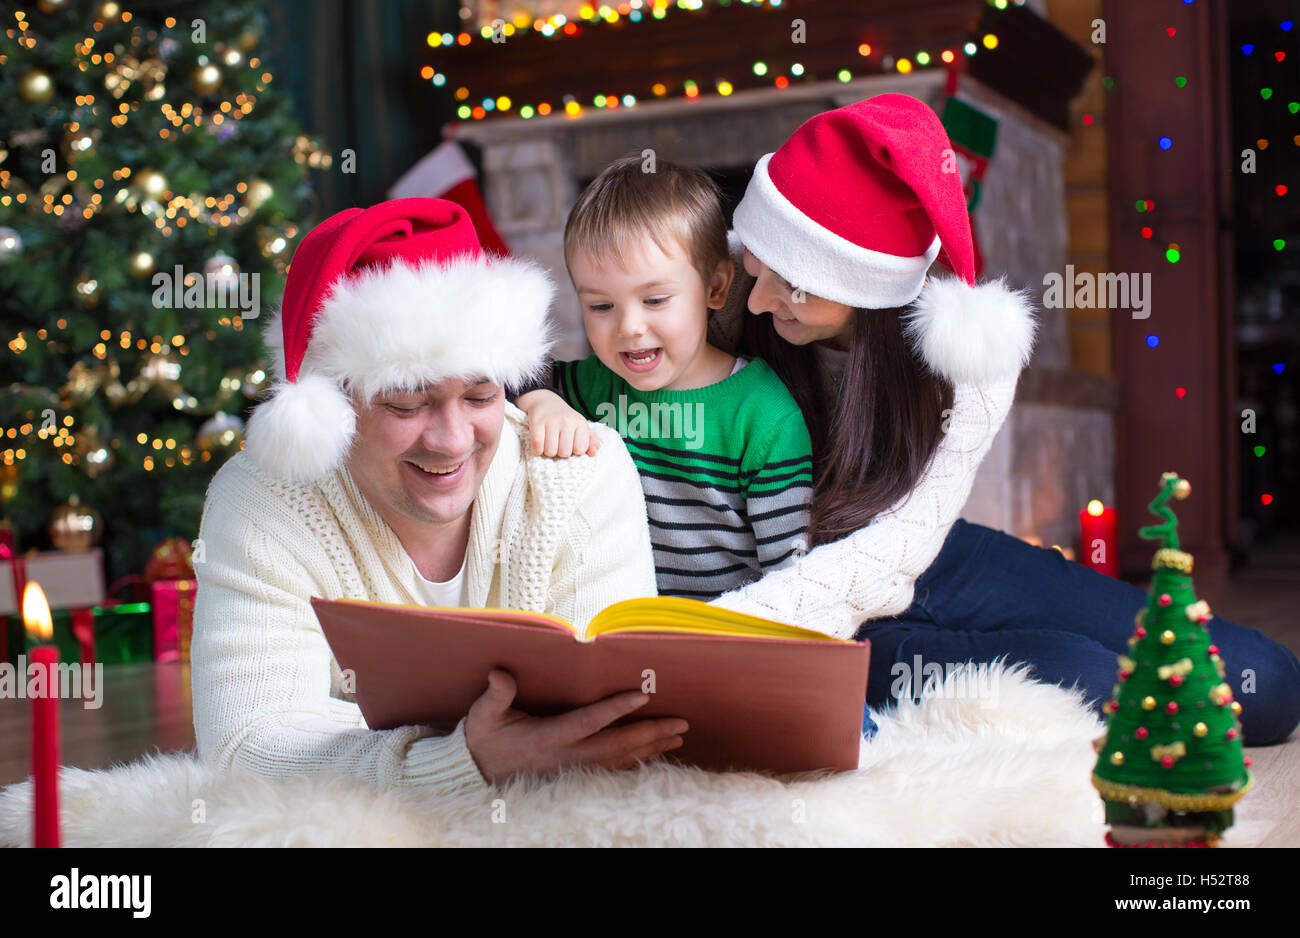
[344,376,505,530]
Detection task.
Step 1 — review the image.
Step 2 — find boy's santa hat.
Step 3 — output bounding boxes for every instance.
[244,197,554,484]
[733,93,1036,385]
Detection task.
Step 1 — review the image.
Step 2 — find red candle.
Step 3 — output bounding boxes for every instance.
[22,582,61,849]
[1079,499,1118,578]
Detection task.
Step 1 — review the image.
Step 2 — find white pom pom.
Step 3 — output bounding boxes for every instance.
[904,276,1039,385]
[243,372,355,484]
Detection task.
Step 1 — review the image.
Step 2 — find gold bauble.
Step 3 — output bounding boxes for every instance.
[128,250,156,278]
[1193,722,1208,737]
[197,412,245,453]
[190,63,222,95]
[19,69,55,104]
[72,426,114,479]
[64,128,98,162]
[1109,751,1124,766]
[245,178,273,211]
[1141,695,1157,711]
[0,461,20,503]
[73,274,100,308]
[1173,479,1191,500]
[38,0,70,13]
[135,168,168,199]
[1160,629,1176,645]
[97,1,121,21]
[49,495,102,552]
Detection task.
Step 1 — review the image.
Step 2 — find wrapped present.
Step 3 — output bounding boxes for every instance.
[1,545,106,665]
[152,579,197,663]
[48,600,154,665]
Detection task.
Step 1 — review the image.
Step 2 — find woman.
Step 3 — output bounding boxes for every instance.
[710,93,1299,746]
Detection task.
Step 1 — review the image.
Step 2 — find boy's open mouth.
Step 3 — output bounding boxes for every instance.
[620,348,663,373]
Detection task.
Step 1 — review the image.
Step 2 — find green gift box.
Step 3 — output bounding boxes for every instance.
[46,601,154,665]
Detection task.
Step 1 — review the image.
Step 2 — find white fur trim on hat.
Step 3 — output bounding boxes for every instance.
[733,152,941,309]
[903,275,1038,385]
[244,253,555,483]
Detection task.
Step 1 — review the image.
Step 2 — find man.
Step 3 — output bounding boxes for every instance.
[191,199,687,797]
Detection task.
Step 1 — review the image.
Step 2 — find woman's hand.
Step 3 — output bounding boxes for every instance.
[464,669,688,785]
[515,389,601,458]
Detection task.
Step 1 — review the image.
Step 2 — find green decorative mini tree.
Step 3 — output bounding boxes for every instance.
[1092,473,1252,847]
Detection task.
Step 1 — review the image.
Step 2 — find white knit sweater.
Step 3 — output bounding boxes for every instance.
[191,404,657,797]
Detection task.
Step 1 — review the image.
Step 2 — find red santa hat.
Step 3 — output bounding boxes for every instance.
[244,197,554,483]
[732,93,1036,385]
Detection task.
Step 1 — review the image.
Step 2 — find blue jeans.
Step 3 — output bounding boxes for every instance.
[856,520,1300,746]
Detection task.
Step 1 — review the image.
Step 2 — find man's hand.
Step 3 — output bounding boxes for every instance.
[464,669,688,785]
[515,389,601,458]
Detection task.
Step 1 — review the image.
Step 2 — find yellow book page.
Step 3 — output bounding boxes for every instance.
[326,597,579,635]
[586,596,840,642]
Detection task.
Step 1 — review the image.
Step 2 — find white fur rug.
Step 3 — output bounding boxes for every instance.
[0,662,1109,847]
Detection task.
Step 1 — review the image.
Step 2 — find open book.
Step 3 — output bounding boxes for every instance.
[311,595,870,773]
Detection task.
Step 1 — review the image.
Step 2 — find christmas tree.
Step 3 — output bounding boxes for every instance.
[1092,473,1252,847]
[1,0,328,579]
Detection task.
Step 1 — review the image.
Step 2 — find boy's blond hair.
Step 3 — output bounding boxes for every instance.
[563,153,730,288]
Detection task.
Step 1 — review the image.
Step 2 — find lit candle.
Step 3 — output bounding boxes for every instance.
[1079,499,1118,578]
[22,582,60,848]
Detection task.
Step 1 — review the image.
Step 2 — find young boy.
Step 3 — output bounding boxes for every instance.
[515,155,813,600]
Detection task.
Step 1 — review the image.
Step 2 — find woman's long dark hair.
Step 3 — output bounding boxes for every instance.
[738,275,955,547]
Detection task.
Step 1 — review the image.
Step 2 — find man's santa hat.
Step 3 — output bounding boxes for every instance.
[244,198,554,484]
[733,93,1036,385]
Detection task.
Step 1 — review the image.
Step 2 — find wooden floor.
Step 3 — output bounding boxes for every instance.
[1,563,1297,846]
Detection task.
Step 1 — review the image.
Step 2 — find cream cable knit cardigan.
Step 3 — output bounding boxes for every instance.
[191,405,657,796]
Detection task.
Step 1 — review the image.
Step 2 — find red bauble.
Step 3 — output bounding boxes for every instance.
[1166,702,1179,714]
[1136,726,1149,739]
[1158,593,1172,607]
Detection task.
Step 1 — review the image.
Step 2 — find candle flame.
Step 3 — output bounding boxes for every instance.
[22,581,53,643]
[1087,499,1105,517]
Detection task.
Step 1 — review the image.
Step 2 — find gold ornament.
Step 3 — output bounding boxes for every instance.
[96,1,120,21]
[219,46,243,67]
[197,412,246,453]
[128,250,156,278]
[0,461,20,503]
[1117,654,1135,673]
[1159,629,1176,645]
[38,0,70,12]
[59,360,106,407]
[19,69,55,104]
[1193,722,1208,737]
[135,168,169,199]
[139,352,183,398]
[245,178,273,211]
[72,426,114,478]
[1184,599,1211,622]
[1156,657,1193,680]
[1231,701,1243,715]
[49,495,102,552]
[1109,751,1124,766]
[1173,479,1191,500]
[1141,695,1157,710]
[190,63,222,95]
[1210,683,1233,706]
[63,128,99,162]
[73,274,100,308]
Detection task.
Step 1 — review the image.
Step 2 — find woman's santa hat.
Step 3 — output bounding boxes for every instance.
[244,197,554,484]
[733,93,1036,385]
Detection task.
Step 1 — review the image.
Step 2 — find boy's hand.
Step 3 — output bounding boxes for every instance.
[515,389,601,458]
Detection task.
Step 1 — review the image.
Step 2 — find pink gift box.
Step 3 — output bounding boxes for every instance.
[152,579,197,663]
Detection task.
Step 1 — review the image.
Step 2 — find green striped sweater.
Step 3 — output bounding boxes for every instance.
[553,355,813,599]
